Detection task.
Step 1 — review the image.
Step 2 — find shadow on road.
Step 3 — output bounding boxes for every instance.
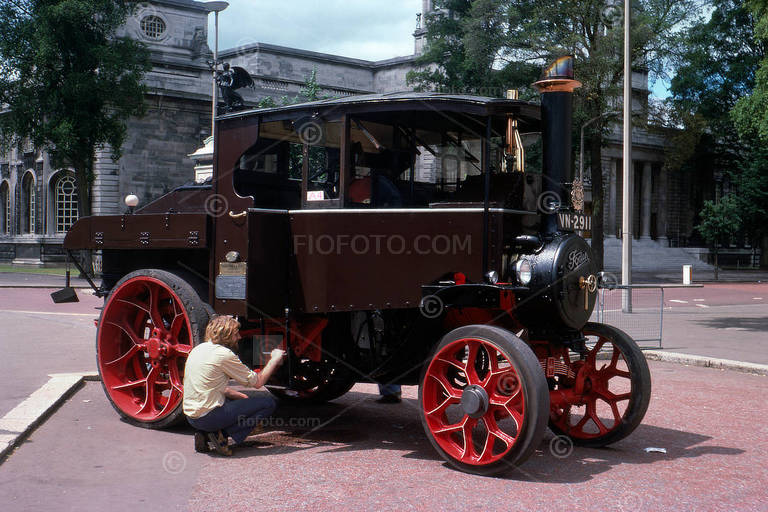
[693,316,768,332]
[166,390,744,482]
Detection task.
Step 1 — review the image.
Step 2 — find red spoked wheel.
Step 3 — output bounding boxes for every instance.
[97,269,210,428]
[549,322,651,447]
[419,325,548,475]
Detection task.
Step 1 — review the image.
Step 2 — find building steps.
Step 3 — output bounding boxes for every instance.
[600,238,713,273]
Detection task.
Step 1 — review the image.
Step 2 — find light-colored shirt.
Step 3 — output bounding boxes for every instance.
[183,341,259,418]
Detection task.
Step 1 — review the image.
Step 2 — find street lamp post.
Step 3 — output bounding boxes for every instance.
[621,0,633,312]
[203,1,229,145]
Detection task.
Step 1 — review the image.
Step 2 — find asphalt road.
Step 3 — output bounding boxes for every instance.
[0,285,766,510]
[0,366,766,512]
[0,289,100,417]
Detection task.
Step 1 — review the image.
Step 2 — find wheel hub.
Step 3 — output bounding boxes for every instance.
[147,337,162,360]
[460,384,489,418]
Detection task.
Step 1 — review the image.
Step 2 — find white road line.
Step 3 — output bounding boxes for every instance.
[669,299,688,304]
[0,309,95,317]
[695,304,710,308]
[0,373,92,460]
[754,297,764,300]
[693,299,706,302]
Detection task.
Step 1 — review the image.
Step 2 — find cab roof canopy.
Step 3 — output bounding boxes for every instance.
[218,92,542,135]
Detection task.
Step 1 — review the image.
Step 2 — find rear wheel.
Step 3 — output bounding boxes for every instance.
[267,358,356,404]
[419,325,549,475]
[549,322,651,447]
[96,269,210,428]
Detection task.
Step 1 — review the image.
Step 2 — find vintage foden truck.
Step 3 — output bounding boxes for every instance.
[59,57,650,475]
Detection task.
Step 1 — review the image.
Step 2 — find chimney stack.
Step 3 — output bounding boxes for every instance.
[534,56,581,235]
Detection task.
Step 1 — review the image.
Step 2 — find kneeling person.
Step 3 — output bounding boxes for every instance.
[183,315,285,455]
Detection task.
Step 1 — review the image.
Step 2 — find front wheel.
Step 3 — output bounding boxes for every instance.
[419,325,549,475]
[549,322,651,447]
[96,269,211,428]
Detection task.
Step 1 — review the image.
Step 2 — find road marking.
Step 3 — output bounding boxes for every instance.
[0,309,95,317]
[0,373,95,461]
[669,299,688,304]
[693,299,706,302]
[754,297,763,300]
[695,304,710,308]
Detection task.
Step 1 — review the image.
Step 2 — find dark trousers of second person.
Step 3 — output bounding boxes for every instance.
[188,395,276,444]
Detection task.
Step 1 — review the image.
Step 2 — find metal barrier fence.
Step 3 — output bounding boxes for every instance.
[591,284,703,349]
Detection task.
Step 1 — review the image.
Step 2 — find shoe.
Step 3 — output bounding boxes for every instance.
[194,430,210,453]
[248,424,264,437]
[376,393,401,404]
[206,430,232,456]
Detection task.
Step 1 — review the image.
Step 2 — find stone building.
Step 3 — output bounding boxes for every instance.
[0,0,727,268]
[0,0,423,264]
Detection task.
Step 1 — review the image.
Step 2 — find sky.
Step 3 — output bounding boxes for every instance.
[205,0,672,98]
[206,0,419,61]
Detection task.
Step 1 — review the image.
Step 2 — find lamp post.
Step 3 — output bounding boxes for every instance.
[203,1,229,145]
[621,0,633,312]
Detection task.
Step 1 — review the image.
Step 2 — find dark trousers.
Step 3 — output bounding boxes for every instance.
[188,395,277,444]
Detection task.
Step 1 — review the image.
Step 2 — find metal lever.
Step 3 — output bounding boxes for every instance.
[228,210,247,219]
[579,274,598,311]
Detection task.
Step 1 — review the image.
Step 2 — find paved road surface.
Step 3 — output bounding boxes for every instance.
[0,289,100,417]
[0,364,765,512]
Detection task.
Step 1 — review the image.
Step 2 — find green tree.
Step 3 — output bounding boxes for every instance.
[670,0,768,265]
[696,195,742,279]
[407,0,698,270]
[0,0,150,221]
[732,0,768,140]
[667,0,762,176]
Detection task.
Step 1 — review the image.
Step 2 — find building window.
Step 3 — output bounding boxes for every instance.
[140,15,166,39]
[0,181,9,235]
[21,171,35,234]
[55,174,78,233]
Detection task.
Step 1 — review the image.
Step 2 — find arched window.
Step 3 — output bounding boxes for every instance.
[21,171,35,234]
[0,181,9,235]
[140,15,166,39]
[55,174,78,232]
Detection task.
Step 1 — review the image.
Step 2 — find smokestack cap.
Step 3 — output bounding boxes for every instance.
[533,56,582,93]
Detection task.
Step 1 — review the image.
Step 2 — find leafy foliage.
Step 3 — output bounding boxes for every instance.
[696,195,741,244]
[732,0,768,141]
[406,0,698,269]
[0,0,150,217]
[670,0,768,259]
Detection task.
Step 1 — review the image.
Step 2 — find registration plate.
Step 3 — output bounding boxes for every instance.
[557,211,592,232]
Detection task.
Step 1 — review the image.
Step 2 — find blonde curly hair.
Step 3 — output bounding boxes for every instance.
[205,315,241,348]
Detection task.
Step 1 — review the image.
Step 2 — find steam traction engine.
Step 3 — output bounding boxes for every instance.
[60,57,650,475]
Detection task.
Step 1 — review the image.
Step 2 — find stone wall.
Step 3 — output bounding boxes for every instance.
[116,95,211,211]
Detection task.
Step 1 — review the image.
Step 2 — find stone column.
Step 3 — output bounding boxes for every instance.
[640,161,652,240]
[656,165,668,246]
[605,158,617,238]
[92,145,121,215]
